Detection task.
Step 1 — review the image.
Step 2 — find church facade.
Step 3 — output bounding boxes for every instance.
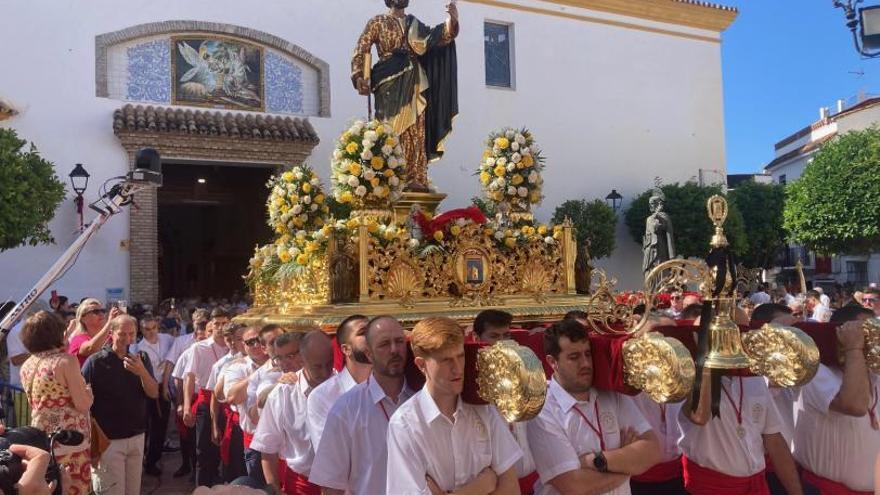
[0,0,736,304]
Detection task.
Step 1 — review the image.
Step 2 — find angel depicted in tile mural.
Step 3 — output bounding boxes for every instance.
[173,37,263,111]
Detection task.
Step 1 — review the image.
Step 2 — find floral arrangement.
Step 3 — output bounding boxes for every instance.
[484,220,561,250]
[331,119,407,207]
[478,127,544,210]
[266,165,329,236]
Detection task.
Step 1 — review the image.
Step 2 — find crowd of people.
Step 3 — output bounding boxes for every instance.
[0,283,877,495]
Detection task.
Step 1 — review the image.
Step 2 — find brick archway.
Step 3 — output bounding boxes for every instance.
[114,104,319,305]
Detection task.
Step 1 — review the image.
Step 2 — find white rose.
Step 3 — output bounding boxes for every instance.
[311,203,318,211]
[497,157,507,166]
[517,187,529,197]
[364,170,376,181]
[496,178,506,187]
[492,146,500,155]
[293,170,303,180]
[544,236,555,244]
[511,153,522,164]
[408,238,420,248]
[303,195,311,204]
[394,145,403,155]
[507,163,516,172]
[333,149,343,160]
[510,141,520,152]
[388,157,398,169]
[507,186,517,196]
[276,246,286,257]
[521,147,530,156]
[487,182,498,191]
[485,157,496,167]
[355,185,367,197]
[347,176,360,187]
[362,139,373,149]
[365,130,378,141]
[292,204,303,214]
[494,231,504,240]
[289,247,301,257]
[361,149,373,161]
[382,145,393,156]
[505,130,515,139]
[516,134,526,145]
[528,171,539,183]
[389,176,400,187]
[383,124,393,135]
[310,177,320,186]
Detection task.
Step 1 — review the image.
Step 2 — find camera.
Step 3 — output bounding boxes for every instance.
[0,427,84,495]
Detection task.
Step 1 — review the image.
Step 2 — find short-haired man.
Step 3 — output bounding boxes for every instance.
[208,324,246,482]
[132,315,174,476]
[307,315,371,452]
[244,324,286,424]
[474,309,513,344]
[387,316,522,494]
[862,288,880,317]
[527,319,660,495]
[311,316,415,494]
[474,310,537,493]
[183,308,231,486]
[252,331,335,495]
[750,303,796,326]
[806,290,832,323]
[169,313,210,478]
[83,315,159,495]
[795,306,878,494]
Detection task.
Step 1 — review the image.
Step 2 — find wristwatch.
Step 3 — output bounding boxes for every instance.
[592,451,609,473]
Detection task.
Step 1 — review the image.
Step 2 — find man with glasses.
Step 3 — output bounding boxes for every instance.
[245,325,285,423]
[862,288,880,318]
[222,326,272,484]
[253,331,335,495]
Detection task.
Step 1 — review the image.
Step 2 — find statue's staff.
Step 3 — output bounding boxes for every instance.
[363,53,372,121]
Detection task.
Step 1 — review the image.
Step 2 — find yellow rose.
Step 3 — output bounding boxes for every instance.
[370,177,381,187]
[293,218,304,227]
[494,137,510,149]
[282,171,294,182]
[433,230,444,242]
[274,225,285,234]
[305,242,317,253]
[302,183,312,193]
[321,225,332,236]
[296,254,308,265]
[521,225,531,235]
[530,191,541,203]
[554,225,564,234]
[522,155,534,167]
[348,162,362,176]
[483,228,494,236]
[504,229,513,237]
[345,142,358,154]
[290,195,299,204]
[450,225,462,236]
[347,218,360,229]
[493,165,506,177]
[480,172,491,185]
[279,251,292,263]
[491,191,504,201]
[504,237,516,249]
[385,137,396,147]
[367,221,379,233]
[384,229,396,240]
[314,194,325,204]
[511,174,524,186]
[339,191,353,203]
[376,126,384,136]
[482,149,491,159]
[371,156,385,170]
[280,204,290,214]
[538,225,548,236]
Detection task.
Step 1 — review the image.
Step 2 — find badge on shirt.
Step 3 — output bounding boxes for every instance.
[751,403,763,424]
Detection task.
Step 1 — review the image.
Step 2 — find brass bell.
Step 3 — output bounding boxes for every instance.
[703,297,752,369]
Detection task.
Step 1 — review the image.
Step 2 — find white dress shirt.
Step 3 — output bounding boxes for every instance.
[510,420,536,478]
[307,366,358,451]
[250,369,316,476]
[171,345,195,381]
[386,388,522,494]
[634,393,682,464]
[206,351,238,391]
[527,379,652,495]
[310,375,415,494]
[166,332,195,367]
[185,339,228,390]
[131,334,174,381]
[678,376,782,477]
[768,383,799,446]
[246,361,279,411]
[223,357,261,433]
[794,364,880,492]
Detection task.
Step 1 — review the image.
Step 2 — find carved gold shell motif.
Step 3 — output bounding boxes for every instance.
[476,340,547,422]
[385,261,422,308]
[741,323,819,387]
[623,333,695,403]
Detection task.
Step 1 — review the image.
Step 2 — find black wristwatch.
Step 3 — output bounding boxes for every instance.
[592,451,609,473]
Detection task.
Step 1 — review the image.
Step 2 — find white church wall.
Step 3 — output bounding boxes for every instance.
[0,0,729,303]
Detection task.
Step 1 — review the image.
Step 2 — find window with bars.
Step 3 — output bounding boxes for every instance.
[484,22,513,88]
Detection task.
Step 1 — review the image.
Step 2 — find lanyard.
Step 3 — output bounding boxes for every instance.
[573,398,605,450]
[720,377,744,432]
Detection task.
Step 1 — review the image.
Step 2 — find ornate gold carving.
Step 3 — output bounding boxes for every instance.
[623,332,696,403]
[521,260,551,304]
[582,270,636,334]
[864,318,880,374]
[276,255,330,312]
[742,323,819,387]
[476,340,547,422]
[385,260,422,308]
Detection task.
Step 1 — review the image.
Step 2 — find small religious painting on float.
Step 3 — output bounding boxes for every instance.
[172,36,264,111]
[466,257,484,284]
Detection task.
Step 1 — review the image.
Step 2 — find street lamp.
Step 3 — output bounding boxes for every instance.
[833,0,880,57]
[605,189,622,212]
[69,163,90,231]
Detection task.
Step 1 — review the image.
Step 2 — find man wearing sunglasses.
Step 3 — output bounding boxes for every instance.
[862,288,880,318]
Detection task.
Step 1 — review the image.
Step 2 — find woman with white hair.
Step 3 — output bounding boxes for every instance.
[68,298,120,366]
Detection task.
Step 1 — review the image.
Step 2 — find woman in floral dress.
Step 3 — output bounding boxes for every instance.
[20,311,93,495]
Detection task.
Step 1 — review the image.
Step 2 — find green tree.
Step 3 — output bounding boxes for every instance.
[623,182,747,259]
[729,180,786,268]
[784,127,880,254]
[551,199,617,259]
[0,128,66,251]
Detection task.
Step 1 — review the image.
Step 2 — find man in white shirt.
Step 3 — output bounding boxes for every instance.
[306,314,371,452]
[680,369,802,495]
[208,324,245,482]
[474,309,538,493]
[526,319,660,495]
[183,308,231,487]
[795,308,879,494]
[169,311,209,479]
[806,290,832,323]
[862,288,880,318]
[630,396,684,495]
[311,316,415,494]
[252,331,334,495]
[387,316,522,494]
[133,315,175,476]
[244,324,285,424]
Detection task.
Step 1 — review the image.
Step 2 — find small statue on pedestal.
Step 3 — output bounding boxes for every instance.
[642,184,676,276]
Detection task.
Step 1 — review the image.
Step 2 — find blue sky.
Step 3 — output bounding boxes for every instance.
[722,0,880,173]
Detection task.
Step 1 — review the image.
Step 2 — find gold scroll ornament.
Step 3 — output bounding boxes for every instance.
[476,340,547,422]
[742,323,819,387]
[623,332,696,403]
[866,318,880,374]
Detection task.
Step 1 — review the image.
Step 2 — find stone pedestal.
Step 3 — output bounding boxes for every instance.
[392,191,447,225]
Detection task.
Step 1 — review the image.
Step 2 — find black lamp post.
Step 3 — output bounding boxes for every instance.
[605,189,622,212]
[833,0,880,57]
[69,163,90,231]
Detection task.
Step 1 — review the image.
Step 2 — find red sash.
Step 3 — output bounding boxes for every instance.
[242,430,254,450]
[803,469,872,495]
[220,405,239,465]
[682,456,769,495]
[279,461,320,495]
[191,389,212,415]
[518,471,539,495]
[633,456,683,483]
[175,411,190,439]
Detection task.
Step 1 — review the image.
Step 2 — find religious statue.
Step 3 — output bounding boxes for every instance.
[575,238,593,294]
[351,0,459,192]
[642,187,676,276]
